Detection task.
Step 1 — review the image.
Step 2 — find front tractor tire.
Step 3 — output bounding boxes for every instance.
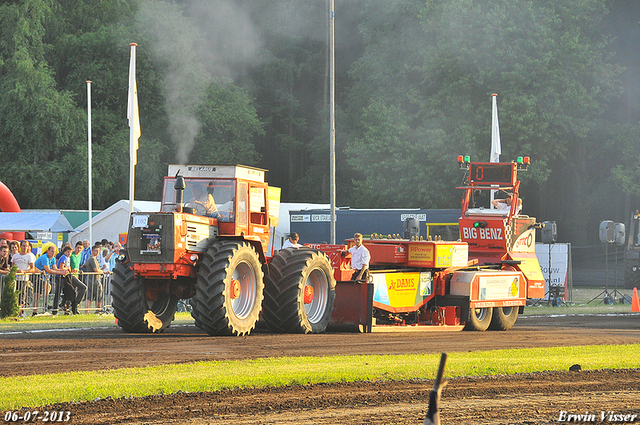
[263,248,336,334]
[191,241,264,336]
[488,306,519,331]
[464,306,493,331]
[111,261,178,333]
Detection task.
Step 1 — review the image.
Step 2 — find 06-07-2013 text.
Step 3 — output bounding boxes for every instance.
[3,411,71,423]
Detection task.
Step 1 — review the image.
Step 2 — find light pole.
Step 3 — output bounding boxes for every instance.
[329,0,336,244]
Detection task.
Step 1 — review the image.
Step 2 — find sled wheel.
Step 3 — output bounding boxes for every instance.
[488,306,519,331]
[263,248,336,333]
[191,241,264,336]
[464,306,493,331]
[111,261,178,333]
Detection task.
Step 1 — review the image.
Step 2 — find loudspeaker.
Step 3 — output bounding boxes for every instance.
[403,217,420,239]
[615,222,626,246]
[541,221,557,244]
[599,220,615,244]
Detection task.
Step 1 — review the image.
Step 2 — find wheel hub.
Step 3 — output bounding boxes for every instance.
[303,285,314,304]
[304,269,329,324]
[230,279,241,300]
[475,308,488,320]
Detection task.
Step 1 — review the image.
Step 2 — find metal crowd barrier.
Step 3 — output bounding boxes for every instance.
[0,272,112,316]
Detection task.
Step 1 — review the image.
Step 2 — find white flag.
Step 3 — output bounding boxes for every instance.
[128,43,141,165]
[490,93,501,163]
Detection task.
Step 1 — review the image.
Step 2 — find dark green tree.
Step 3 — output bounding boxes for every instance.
[248,0,328,201]
[343,0,623,243]
[1,265,21,319]
[0,0,633,248]
[52,23,170,206]
[0,0,86,209]
[189,82,263,165]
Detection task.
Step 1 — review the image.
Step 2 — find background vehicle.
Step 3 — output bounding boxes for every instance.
[624,211,640,289]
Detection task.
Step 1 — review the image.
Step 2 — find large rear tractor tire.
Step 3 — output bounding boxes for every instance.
[464,306,493,331]
[263,248,336,334]
[191,241,264,336]
[111,261,178,333]
[488,306,518,331]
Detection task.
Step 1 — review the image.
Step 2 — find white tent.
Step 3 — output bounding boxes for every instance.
[70,200,160,246]
[0,211,75,233]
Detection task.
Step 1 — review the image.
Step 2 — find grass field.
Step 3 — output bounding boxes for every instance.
[0,311,178,332]
[1,286,638,410]
[1,344,639,410]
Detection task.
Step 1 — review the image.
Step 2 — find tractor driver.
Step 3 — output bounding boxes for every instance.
[491,192,522,215]
[213,187,234,221]
[188,183,219,217]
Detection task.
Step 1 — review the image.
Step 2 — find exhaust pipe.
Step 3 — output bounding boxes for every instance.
[174,171,186,213]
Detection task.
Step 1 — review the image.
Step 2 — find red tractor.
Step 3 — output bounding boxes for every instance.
[111,165,336,335]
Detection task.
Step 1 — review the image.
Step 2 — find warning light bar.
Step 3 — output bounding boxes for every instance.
[458,155,470,169]
[516,156,530,170]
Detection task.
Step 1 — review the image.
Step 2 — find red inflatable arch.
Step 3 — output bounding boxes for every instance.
[0,181,25,240]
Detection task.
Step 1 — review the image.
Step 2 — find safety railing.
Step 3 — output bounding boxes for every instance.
[0,272,112,316]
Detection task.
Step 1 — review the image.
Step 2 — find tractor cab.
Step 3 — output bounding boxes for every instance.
[160,164,272,254]
[163,177,236,220]
[458,157,527,221]
[456,156,545,298]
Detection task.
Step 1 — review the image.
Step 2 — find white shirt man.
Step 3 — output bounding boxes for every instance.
[491,193,522,214]
[345,233,370,282]
[282,233,301,249]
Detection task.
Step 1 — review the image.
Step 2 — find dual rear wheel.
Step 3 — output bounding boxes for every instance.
[191,241,264,336]
[191,242,336,336]
[263,248,336,334]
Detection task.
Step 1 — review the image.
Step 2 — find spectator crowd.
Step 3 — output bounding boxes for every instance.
[0,237,122,316]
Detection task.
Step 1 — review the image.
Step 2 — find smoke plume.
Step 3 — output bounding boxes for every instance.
[135,0,264,164]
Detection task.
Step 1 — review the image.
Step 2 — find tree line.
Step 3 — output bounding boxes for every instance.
[0,0,638,245]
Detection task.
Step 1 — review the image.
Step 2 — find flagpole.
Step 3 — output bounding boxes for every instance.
[87,80,93,244]
[128,43,141,214]
[490,93,501,163]
[490,93,501,207]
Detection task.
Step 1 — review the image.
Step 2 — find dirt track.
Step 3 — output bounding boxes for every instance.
[2,313,640,424]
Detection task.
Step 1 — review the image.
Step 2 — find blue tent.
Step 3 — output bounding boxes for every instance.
[0,212,76,233]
